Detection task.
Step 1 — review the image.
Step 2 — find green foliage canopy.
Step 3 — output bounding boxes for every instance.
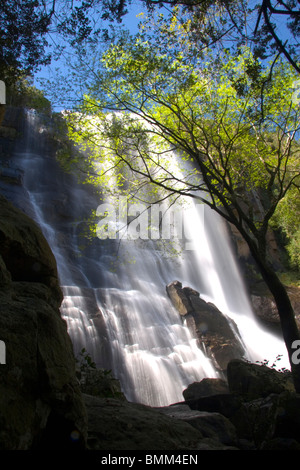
[61,18,300,265]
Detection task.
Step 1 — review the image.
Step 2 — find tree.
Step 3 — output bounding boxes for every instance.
[253,0,300,73]
[6,77,52,113]
[0,0,125,88]
[90,0,300,73]
[60,18,300,389]
[1,0,299,90]
[0,0,52,85]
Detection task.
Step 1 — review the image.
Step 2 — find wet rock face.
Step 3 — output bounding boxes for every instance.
[0,194,63,305]
[0,195,87,449]
[165,280,196,315]
[251,289,300,333]
[166,281,246,373]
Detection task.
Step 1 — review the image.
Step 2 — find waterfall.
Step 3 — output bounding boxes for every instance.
[181,202,290,369]
[11,109,289,407]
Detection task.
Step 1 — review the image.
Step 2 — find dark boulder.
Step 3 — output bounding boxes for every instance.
[183,378,229,401]
[166,281,246,372]
[0,196,87,449]
[227,359,294,400]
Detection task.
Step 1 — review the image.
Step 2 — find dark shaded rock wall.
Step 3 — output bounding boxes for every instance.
[0,195,87,449]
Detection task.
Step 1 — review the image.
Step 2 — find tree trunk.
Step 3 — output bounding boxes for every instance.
[251,252,300,392]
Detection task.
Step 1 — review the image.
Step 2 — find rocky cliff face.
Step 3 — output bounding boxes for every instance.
[250,289,300,334]
[220,219,300,337]
[0,194,87,449]
[166,281,246,374]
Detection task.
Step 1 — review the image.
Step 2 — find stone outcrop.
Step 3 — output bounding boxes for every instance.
[83,394,238,450]
[84,394,204,450]
[155,404,238,448]
[251,294,280,327]
[182,378,229,401]
[182,359,300,450]
[251,287,300,332]
[0,195,87,449]
[166,281,246,372]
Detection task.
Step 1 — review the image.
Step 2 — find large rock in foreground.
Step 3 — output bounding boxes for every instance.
[182,361,300,450]
[83,394,237,450]
[0,195,87,449]
[81,360,300,451]
[166,281,245,372]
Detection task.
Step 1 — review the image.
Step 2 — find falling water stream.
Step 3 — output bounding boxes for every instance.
[9,109,290,407]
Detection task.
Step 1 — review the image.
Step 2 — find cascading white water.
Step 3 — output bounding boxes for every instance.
[12,109,290,407]
[181,201,290,369]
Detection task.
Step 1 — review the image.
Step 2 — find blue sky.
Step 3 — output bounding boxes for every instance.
[123,2,142,32]
[34,2,143,108]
